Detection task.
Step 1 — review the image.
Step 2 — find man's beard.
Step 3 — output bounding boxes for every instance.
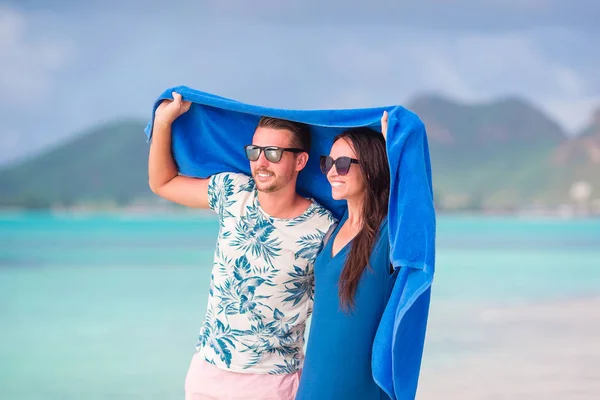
[253,168,285,193]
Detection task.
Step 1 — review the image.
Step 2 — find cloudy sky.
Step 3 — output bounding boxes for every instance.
[1,0,599,165]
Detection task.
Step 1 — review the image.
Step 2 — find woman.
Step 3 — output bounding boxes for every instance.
[295,112,395,399]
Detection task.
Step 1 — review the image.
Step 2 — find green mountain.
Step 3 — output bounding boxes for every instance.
[0,120,150,208]
[579,108,600,138]
[0,99,598,211]
[541,107,600,203]
[408,95,566,209]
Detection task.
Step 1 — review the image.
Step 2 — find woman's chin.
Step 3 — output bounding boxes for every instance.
[330,188,347,201]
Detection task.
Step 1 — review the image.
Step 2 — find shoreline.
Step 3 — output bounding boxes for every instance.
[1,208,599,221]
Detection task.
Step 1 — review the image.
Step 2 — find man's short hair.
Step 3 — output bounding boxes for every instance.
[257,117,311,153]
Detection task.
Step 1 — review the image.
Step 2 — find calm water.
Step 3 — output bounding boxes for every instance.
[1,212,599,399]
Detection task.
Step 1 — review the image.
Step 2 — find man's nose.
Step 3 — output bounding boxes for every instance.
[255,151,270,167]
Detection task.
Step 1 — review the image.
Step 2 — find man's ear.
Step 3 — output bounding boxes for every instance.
[295,152,309,171]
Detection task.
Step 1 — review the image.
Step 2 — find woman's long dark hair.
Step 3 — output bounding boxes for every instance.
[335,127,390,311]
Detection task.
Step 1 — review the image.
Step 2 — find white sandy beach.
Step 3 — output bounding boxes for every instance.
[417,296,600,399]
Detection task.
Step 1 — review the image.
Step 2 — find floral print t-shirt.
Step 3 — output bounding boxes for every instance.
[196,172,337,374]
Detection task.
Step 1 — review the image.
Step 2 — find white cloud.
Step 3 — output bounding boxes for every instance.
[379,31,597,132]
[0,5,22,47]
[0,5,73,105]
[0,3,598,166]
[551,65,586,98]
[541,97,600,135]
[0,128,23,164]
[297,28,596,134]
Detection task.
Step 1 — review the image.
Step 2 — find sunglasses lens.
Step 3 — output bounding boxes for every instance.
[335,157,352,175]
[245,146,260,161]
[320,156,333,174]
[265,148,283,163]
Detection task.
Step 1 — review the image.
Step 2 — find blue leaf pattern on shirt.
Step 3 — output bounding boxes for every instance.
[215,255,275,319]
[282,264,315,305]
[270,357,302,375]
[197,309,236,368]
[230,205,282,267]
[295,231,326,261]
[208,174,236,225]
[233,309,303,370]
[198,172,336,373]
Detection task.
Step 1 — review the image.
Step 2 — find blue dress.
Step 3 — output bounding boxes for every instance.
[296,212,397,400]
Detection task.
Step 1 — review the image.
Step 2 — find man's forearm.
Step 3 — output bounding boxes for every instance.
[148,121,178,192]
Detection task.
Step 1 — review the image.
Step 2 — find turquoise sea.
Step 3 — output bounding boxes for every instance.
[1,212,599,399]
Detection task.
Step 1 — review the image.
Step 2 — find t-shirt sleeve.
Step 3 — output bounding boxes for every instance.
[322,222,338,248]
[207,172,253,214]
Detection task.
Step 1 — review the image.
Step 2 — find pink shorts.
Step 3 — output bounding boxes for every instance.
[184,352,302,400]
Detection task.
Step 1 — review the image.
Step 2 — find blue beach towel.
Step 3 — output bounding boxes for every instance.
[144,86,436,400]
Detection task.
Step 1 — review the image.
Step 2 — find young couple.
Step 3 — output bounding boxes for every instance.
[148,92,396,400]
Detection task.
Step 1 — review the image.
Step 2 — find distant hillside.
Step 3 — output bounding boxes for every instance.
[408,95,566,209]
[579,108,600,138]
[542,107,600,203]
[0,99,598,211]
[0,120,150,208]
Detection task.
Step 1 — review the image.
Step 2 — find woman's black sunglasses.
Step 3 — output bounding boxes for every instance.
[320,156,359,176]
[244,145,304,163]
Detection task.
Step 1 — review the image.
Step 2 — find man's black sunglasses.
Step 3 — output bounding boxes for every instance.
[320,156,359,176]
[244,145,305,163]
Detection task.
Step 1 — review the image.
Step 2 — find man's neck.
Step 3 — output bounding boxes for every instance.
[257,185,310,219]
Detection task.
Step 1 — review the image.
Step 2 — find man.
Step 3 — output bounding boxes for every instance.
[148,92,336,400]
